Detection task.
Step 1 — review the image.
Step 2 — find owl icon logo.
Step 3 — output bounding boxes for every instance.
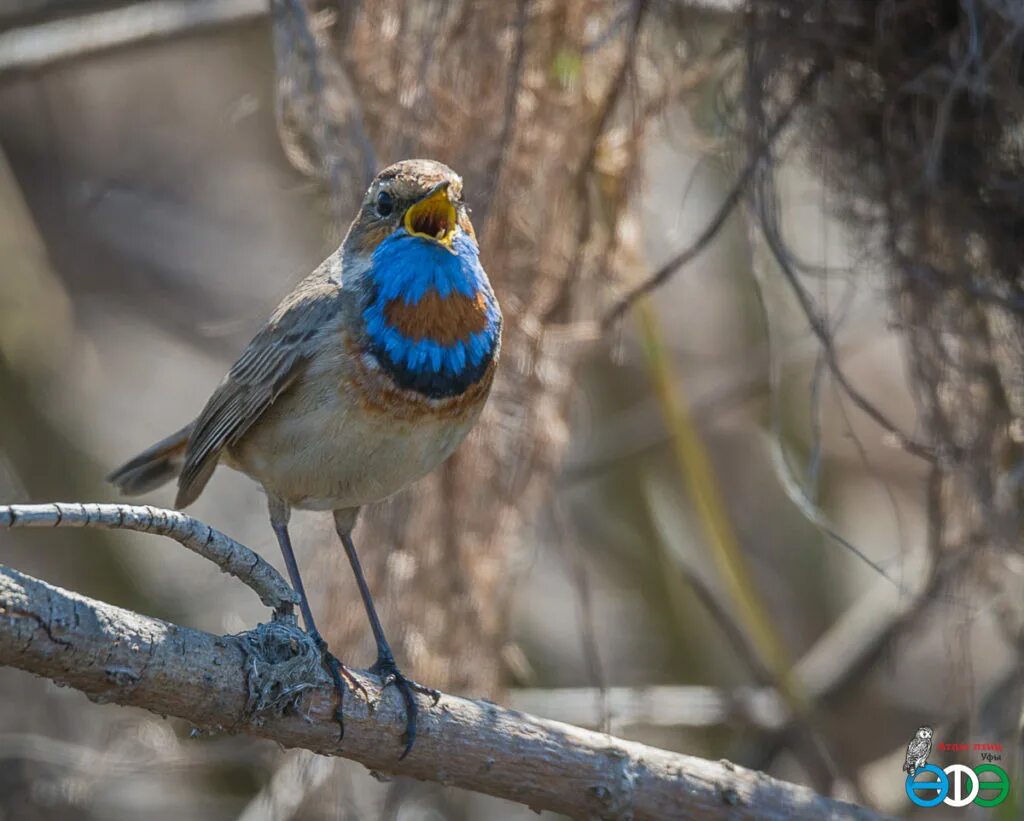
[903,726,934,775]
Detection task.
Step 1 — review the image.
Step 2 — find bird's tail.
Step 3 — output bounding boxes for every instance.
[107,424,193,497]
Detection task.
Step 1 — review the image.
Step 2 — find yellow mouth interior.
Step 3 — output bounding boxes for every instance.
[404,187,457,248]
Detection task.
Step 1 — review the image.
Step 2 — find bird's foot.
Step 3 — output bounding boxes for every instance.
[309,631,368,740]
[369,654,440,759]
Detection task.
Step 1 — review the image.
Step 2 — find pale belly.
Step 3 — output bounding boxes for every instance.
[224,359,484,511]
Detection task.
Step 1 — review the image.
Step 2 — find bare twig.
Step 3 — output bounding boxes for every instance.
[552,501,610,733]
[602,64,825,328]
[478,0,530,232]
[540,0,650,325]
[756,216,937,462]
[270,0,376,216]
[0,562,887,820]
[0,503,297,612]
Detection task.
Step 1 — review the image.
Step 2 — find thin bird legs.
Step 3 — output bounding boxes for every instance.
[334,509,440,759]
[267,497,361,737]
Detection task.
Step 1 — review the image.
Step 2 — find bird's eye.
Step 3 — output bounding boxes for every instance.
[375,190,394,217]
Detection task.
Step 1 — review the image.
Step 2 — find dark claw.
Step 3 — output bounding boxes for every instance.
[369,656,440,759]
[310,632,368,741]
[272,602,295,622]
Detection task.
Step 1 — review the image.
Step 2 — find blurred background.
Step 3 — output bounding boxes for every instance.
[1,1,1022,819]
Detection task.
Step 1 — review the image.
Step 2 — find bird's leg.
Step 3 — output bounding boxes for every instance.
[268,500,365,737]
[335,523,439,759]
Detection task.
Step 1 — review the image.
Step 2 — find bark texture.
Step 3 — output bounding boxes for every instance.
[0,561,885,820]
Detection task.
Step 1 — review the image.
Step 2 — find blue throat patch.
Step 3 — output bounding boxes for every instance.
[363,230,500,398]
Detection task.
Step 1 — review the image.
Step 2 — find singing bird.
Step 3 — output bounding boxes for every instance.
[109,159,501,757]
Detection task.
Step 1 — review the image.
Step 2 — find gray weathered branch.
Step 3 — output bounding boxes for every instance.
[0,511,886,819]
[0,503,297,611]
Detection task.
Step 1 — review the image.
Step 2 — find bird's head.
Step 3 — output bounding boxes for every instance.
[343,159,500,399]
[343,159,476,260]
[916,727,933,740]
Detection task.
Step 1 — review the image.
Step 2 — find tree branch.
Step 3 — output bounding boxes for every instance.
[0,0,267,76]
[0,503,297,612]
[0,534,886,818]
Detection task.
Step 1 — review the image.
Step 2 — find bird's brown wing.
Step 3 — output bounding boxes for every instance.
[176,268,342,508]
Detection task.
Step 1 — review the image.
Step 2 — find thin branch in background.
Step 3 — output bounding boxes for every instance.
[749,242,907,588]
[806,348,827,496]
[751,547,978,779]
[0,503,297,612]
[509,548,980,735]
[0,0,268,76]
[478,0,530,233]
[582,3,634,53]
[741,48,936,467]
[752,163,937,463]
[551,501,610,733]
[270,0,376,219]
[749,244,964,605]
[678,154,709,222]
[635,300,790,677]
[803,195,846,499]
[540,0,649,325]
[601,63,825,328]
[561,374,768,485]
[770,427,905,589]
[678,564,775,685]
[831,379,911,579]
[581,0,649,187]
[635,300,846,792]
[642,474,775,687]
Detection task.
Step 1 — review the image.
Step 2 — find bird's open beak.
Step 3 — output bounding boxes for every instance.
[404,181,457,249]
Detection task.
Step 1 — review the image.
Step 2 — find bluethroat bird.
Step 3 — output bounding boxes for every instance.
[108,159,501,757]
